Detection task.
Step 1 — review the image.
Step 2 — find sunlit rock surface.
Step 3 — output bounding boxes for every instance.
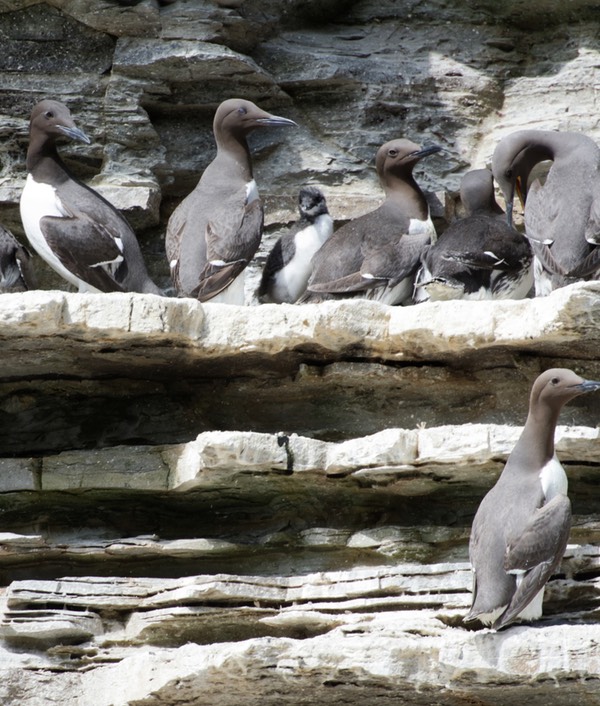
[2,0,600,702]
[0,287,600,704]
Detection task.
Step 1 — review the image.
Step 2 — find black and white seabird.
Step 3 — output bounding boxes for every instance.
[19,100,162,295]
[258,186,333,303]
[413,168,533,302]
[492,129,600,296]
[0,224,35,292]
[466,368,600,630]
[166,98,297,304]
[298,139,440,305]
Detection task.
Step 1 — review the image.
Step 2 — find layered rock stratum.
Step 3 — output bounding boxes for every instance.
[2,1,600,704]
[0,285,599,705]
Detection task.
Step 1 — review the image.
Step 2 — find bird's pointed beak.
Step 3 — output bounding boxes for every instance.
[505,184,515,227]
[411,144,443,159]
[515,175,525,207]
[254,115,298,128]
[57,124,91,144]
[574,379,600,394]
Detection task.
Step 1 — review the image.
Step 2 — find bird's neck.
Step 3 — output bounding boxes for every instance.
[26,140,70,184]
[214,134,253,182]
[383,174,428,218]
[513,404,560,469]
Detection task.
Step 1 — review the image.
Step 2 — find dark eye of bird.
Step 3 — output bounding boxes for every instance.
[44,111,54,119]
[551,377,560,385]
[505,168,513,179]
[388,149,398,157]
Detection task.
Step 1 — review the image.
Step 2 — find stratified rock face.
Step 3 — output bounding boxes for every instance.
[2,2,600,704]
[0,287,600,704]
[0,283,600,452]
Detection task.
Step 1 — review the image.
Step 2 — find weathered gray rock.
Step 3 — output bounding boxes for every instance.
[1,285,600,453]
[1,3,600,703]
[3,282,600,368]
[21,422,587,494]
[0,552,599,704]
[0,421,598,588]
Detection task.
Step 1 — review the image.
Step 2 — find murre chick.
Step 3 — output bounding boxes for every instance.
[258,186,333,303]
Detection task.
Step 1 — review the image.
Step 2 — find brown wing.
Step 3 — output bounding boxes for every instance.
[306,270,381,294]
[41,214,125,293]
[192,198,263,301]
[166,209,187,290]
[362,232,430,285]
[444,219,532,272]
[494,494,571,630]
[0,226,35,291]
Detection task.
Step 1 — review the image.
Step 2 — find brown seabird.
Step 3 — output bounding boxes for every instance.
[413,168,533,302]
[19,99,162,294]
[258,186,333,303]
[491,129,600,296]
[466,368,600,630]
[298,139,440,305]
[166,98,297,304]
[0,224,35,292]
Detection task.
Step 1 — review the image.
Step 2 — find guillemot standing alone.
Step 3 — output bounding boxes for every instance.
[298,139,440,305]
[413,168,533,302]
[258,186,333,303]
[166,98,297,304]
[466,368,600,630]
[0,224,35,292]
[20,100,162,295]
[492,129,600,296]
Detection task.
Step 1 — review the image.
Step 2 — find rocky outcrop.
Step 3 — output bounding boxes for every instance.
[1,284,600,453]
[1,286,600,704]
[2,1,600,704]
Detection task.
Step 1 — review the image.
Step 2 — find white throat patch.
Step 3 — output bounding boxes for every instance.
[539,454,568,501]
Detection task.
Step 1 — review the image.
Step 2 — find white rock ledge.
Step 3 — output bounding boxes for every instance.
[76,621,600,705]
[1,558,600,705]
[0,281,599,368]
[1,424,596,493]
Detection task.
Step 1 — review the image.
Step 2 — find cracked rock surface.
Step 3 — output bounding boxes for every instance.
[2,1,600,703]
[0,288,600,704]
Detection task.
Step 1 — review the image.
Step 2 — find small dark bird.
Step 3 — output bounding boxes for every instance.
[299,139,440,305]
[166,98,297,304]
[19,100,161,295]
[492,129,600,296]
[0,225,35,292]
[413,168,533,302]
[258,186,333,303]
[466,368,600,630]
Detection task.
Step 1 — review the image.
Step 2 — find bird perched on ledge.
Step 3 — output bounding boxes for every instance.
[492,129,600,296]
[299,138,440,305]
[166,98,297,305]
[0,224,35,292]
[466,368,600,630]
[413,168,533,302]
[19,99,162,295]
[258,186,333,303]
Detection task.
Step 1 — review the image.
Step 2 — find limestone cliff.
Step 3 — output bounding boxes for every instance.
[1,2,600,705]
